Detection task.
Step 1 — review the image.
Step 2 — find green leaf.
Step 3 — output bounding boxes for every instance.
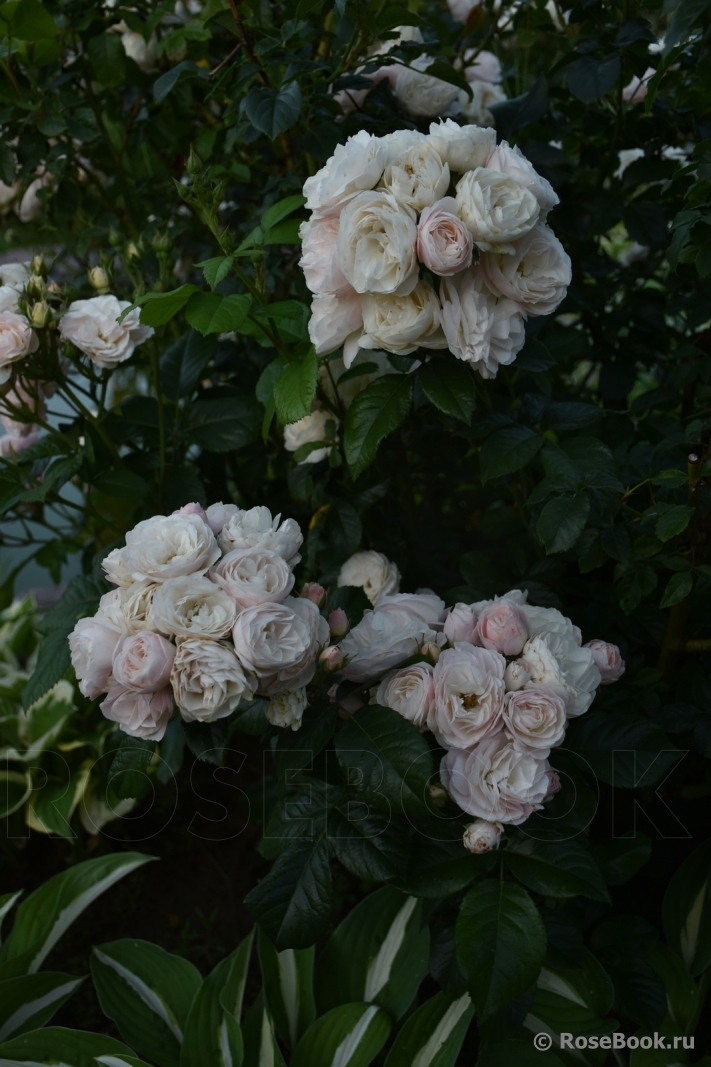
[456,880,546,1019]
[328,806,412,883]
[0,892,23,945]
[184,292,252,335]
[665,0,711,51]
[655,504,694,542]
[504,837,610,902]
[661,571,693,607]
[93,467,149,501]
[567,53,621,102]
[477,1038,564,1066]
[479,426,544,483]
[0,1028,136,1063]
[382,991,474,1067]
[91,940,202,1067]
[537,494,590,553]
[651,469,687,487]
[648,942,698,1032]
[0,141,16,185]
[291,1003,391,1067]
[418,360,476,424]
[662,836,711,975]
[87,32,127,87]
[261,194,306,231]
[198,256,235,289]
[344,375,414,478]
[314,887,429,1022]
[0,972,83,1041]
[186,397,262,451]
[273,349,318,425]
[245,838,334,950]
[0,853,154,978]
[393,854,495,899]
[244,81,303,138]
[138,285,200,327]
[241,993,286,1067]
[153,61,206,104]
[180,934,253,1067]
[335,705,433,816]
[160,331,217,401]
[20,629,71,712]
[1,0,54,39]
[0,771,32,819]
[258,930,315,1049]
[263,219,302,244]
[592,834,652,885]
[566,712,676,788]
[108,736,155,801]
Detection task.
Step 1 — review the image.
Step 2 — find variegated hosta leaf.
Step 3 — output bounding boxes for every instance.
[180,931,254,1067]
[257,930,315,1049]
[383,991,474,1067]
[0,973,83,1042]
[291,1003,391,1067]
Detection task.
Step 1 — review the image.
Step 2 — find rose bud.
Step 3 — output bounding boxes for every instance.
[173,501,209,524]
[328,607,348,637]
[88,266,110,293]
[583,639,625,684]
[29,300,51,328]
[504,659,532,692]
[443,603,478,644]
[301,582,326,605]
[420,641,441,663]
[463,819,503,854]
[320,645,343,671]
[544,768,562,801]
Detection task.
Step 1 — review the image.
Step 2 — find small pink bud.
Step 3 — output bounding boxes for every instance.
[301,582,326,605]
[420,641,440,663]
[320,645,343,671]
[173,502,209,524]
[544,768,561,801]
[328,608,348,637]
[327,683,340,704]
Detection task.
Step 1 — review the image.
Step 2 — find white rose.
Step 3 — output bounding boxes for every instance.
[102,547,135,588]
[376,662,434,729]
[265,687,308,731]
[519,603,582,644]
[205,501,240,535]
[583,640,625,684]
[303,130,385,215]
[124,513,220,582]
[427,120,496,173]
[622,68,655,105]
[0,311,39,384]
[171,637,256,722]
[444,603,479,644]
[441,734,550,824]
[232,596,328,694]
[119,580,159,633]
[299,214,350,296]
[520,633,600,718]
[460,82,507,127]
[100,684,175,741]
[116,24,158,71]
[504,660,532,691]
[485,141,559,212]
[455,168,540,252]
[464,50,502,85]
[448,0,479,23]
[338,191,419,296]
[360,280,447,356]
[374,591,446,626]
[429,643,506,747]
[17,173,53,223]
[378,131,450,212]
[417,198,474,276]
[218,506,303,567]
[440,269,526,379]
[615,148,645,179]
[209,547,295,608]
[308,290,363,357]
[0,286,19,313]
[502,684,567,753]
[339,601,441,683]
[112,631,176,692]
[481,224,571,318]
[283,409,337,465]
[0,263,29,289]
[149,575,237,639]
[463,818,503,853]
[391,55,462,119]
[338,550,401,605]
[69,615,122,698]
[95,589,128,633]
[59,295,154,369]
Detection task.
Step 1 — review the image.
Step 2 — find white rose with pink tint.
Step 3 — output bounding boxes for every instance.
[112,631,175,693]
[463,818,503,853]
[502,685,567,753]
[299,213,351,296]
[441,734,549,824]
[376,662,435,730]
[100,684,175,741]
[209,547,295,609]
[171,637,255,722]
[417,197,473,276]
[475,598,530,656]
[69,616,123,699]
[444,603,479,644]
[430,643,506,747]
[583,639,625,683]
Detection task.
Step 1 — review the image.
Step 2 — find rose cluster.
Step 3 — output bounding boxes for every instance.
[330,553,623,852]
[69,503,329,740]
[300,122,571,380]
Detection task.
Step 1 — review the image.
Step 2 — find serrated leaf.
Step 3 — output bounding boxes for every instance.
[504,838,610,902]
[418,360,476,424]
[344,375,414,478]
[261,194,306,231]
[655,504,694,542]
[480,426,544,483]
[273,349,318,425]
[186,396,262,451]
[185,292,251,335]
[245,838,334,950]
[244,81,302,139]
[160,331,217,400]
[661,571,693,607]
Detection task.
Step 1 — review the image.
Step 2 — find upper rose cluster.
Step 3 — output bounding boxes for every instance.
[300,123,571,380]
[69,502,329,740]
[330,562,623,850]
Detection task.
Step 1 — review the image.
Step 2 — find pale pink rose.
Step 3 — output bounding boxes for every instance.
[504,659,532,691]
[417,197,474,277]
[173,501,209,523]
[0,430,41,457]
[623,68,655,105]
[320,645,343,670]
[544,767,561,800]
[100,684,175,741]
[583,639,625,684]
[376,662,434,730]
[328,608,348,637]
[444,603,479,644]
[308,290,363,357]
[430,643,506,747]
[299,214,350,296]
[502,684,567,753]
[485,142,559,213]
[301,582,326,605]
[112,631,176,693]
[205,501,239,535]
[441,734,549,824]
[69,616,123,699]
[464,50,501,85]
[209,548,294,609]
[232,596,329,695]
[475,599,530,656]
[0,310,39,384]
[462,819,503,853]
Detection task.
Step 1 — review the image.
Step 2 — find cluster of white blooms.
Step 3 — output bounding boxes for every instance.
[300,123,571,380]
[69,503,329,740]
[329,556,624,852]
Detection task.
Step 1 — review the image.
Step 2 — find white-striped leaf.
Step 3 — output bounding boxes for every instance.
[95,1058,154,1067]
[257,930,315,1049]
[180,933,253,1067]
[663,837,711,976]
[0,1026,136,1065]
[0,973,83,1042]
[291,1003,391,1067]
[383,992,474,1067]
[315,888,429,1020]
[0,894,22,947]
[91,940,202,1067]
[0,772,32,819]
[0,853,155,979]
[240,992,286,1067]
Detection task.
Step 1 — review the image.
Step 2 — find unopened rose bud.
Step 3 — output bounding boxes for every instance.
[152,232,173,253]
[30,254,47,277]
[504,659,532,692]
[26,274,46,300]
[108,228,122,248]
[186,146,202,179]
[29,300,51,327]
[420,641,440,663]
[88,266,110,293]
[320,645,343,671]
[47,281,61,294]
[428,784,448,807]
[301,582,325,605]
[544,768,561,801]
[463,819,503,854]
[328,607,348,637]
[126,241,141,261]
[583,639,625,684]
[172,501,209,522]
